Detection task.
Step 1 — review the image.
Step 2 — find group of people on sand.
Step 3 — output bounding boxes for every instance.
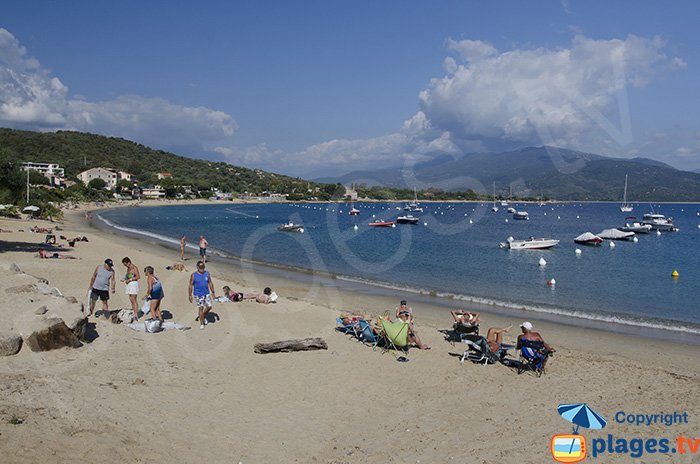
[87,257,164,323]
[343,301,555,365]
[451,309,555,367]
[87,248,276,330]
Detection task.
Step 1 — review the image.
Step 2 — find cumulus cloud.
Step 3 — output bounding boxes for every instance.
[0,28,236,149]
[419,35,684,151]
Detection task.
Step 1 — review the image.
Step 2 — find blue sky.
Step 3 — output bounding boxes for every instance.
[1,0,698,176]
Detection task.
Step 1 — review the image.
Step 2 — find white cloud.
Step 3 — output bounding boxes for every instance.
[0,28,236,149]
[419,35,681,149]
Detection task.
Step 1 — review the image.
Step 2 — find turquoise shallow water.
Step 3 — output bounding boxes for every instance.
[99,202,700,334]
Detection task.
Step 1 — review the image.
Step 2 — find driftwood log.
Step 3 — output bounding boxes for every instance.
[254,337,327,354]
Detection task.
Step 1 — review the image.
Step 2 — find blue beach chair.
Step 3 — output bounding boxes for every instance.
[335,317,359,337]
[517,339,552,376]
[356,320,382,349]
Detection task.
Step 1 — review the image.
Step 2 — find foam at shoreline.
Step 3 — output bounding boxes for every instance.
[94,210,700,341]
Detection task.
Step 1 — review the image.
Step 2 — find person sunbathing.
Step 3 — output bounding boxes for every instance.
[37,249,77,259]
[215,285,244,302]
[451,310,481,327]
[484,325,513,353]
[242,287,276,304]
[396,310,430,350]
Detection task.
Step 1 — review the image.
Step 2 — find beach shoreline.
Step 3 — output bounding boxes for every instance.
[92,203,700,345]
[0,205,698,463]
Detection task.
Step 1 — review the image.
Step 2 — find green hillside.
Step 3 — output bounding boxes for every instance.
[0,128,341,200]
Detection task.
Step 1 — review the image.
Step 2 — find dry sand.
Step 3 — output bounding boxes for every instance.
[0,205,698,463]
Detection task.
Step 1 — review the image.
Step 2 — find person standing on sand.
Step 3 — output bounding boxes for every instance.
[144,266,164,321]
[180,235,187,260]
[88,259,116,316]
[199,235,208,263]
[189,261,216,329]
[121,257,141,319]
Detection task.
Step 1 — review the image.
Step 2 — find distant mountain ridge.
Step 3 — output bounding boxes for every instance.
[317,146,700,201]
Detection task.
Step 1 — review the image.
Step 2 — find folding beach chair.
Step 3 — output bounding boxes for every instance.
[335,317,359,337]
[517,339,551,377]
[356,319,382,349]
[379,320,410,355]
[459,334,512,365]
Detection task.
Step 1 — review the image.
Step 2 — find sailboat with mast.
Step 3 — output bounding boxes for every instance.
[403,187,423,213]
[491,182,498,212]
[620,174,633,212]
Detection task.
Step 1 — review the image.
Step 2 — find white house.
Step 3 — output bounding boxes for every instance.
[22,162,65,187]
[117,171,136,183]
[78,167,118,189]
[141,185,166,199]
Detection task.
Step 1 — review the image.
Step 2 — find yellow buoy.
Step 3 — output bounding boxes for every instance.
[672,270,679,278]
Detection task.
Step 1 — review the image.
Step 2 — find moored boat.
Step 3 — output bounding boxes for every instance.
[396,215,419,224]
[642,213,677,232]
[513,211,529,220]
[500,236,559,250]
[620,217,651,234]
[598,228,635,241]
[574,232,604,246]
[368,219,395,227]
[278,222,304,233]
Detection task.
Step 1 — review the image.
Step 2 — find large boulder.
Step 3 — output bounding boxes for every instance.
[67,316,89,341]
[0,332,23,356]
[24,318,82,352]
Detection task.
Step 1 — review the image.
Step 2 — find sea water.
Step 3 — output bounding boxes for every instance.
[99,202,700,335]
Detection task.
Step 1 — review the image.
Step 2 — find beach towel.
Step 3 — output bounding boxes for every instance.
[126,321,190,332]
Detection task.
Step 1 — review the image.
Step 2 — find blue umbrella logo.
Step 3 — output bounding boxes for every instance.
[557,403,607,434]
[557,403,607,457]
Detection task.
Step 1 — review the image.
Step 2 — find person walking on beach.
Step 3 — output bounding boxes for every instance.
[199,235,208,263]
[189,260,216,329]
[180,235,187,261]
[121,257,141,319]
[143,266,164,321]
[88,259,116,316]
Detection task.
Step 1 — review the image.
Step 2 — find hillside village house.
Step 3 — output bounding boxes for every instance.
[22,162,65,187]
[78,167,118,189]
[140,185,166,199]
[157,172,172,180]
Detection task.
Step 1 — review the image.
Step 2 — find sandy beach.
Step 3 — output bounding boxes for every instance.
[1,203,698,463]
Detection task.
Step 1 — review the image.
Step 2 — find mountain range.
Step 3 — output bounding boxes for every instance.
[316,146,700,201]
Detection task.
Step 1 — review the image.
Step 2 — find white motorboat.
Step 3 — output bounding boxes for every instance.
[598,228,635,241]
[507,207,516,214]
[642,213,677,232]
[403,187,423,212]
[513,211,529,220]
[396,215,419,224]
[500,236,560,250]
[574,232,604,246]
[620,217,651,234]
[278,222,304,233]
[620,174,633,212]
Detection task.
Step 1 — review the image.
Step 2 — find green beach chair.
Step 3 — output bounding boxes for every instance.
[379,320,410,355]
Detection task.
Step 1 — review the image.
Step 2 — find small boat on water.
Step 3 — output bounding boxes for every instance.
[278,222,304,233]
[620,174,633,212]
[620,217,651,234]
[507,207,516,214]
[500,236,560,250]
[513,211,529,220]
[642,213,677,232]
[396,215,419,224]
[574,232,604,246]
[491,182,498,212]
[598,228,635,241]
[368,219,395,227]
[403,188,423,212]
[349,207,360,215]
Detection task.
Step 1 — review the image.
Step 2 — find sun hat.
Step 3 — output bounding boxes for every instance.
[520,321,533,330]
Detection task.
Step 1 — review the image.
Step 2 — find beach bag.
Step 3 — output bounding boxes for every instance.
[144,318,163,333]
[116,309,135,324]
[140,299,151,316]
[232,292,244,302]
